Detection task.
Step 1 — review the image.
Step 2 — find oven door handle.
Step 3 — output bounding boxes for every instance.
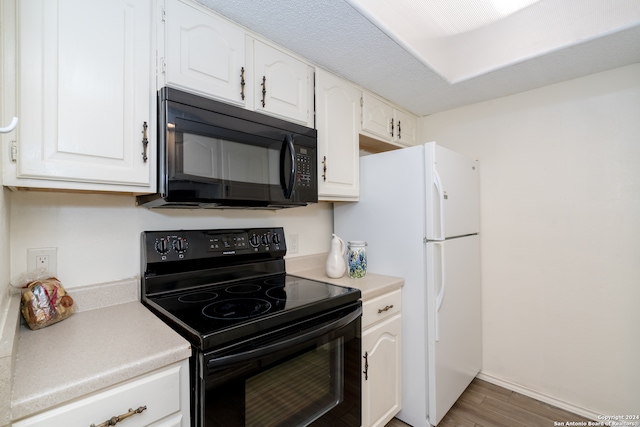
[207,306,361,370]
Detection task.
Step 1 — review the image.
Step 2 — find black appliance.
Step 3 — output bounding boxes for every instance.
[141,227,362,427]
[137,88,318,209]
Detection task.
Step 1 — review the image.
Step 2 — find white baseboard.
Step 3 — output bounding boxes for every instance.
[476,372,602,421]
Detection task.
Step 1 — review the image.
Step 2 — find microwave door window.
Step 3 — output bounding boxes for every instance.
[180,134,278,185]
[177,131,284,202]
[220,140,280,186]
[182,134,219,179]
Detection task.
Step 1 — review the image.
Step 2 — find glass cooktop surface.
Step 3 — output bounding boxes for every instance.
[145,274,360,348]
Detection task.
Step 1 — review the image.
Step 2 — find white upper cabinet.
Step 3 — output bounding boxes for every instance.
[316,69,360,201]
[393,108,418,146]
[7,0,156,192]
[162,0,246,106]
[252,40,313,127]
[361,92,394,142]
[361,91,418,147]
[160,0,313,127]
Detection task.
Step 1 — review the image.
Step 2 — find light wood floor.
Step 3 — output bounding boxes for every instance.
[384,378,591,427]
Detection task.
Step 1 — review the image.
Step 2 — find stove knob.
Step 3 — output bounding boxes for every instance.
[261,234,271,245]
[249,234,260,247]
[155,237,170,255]
[173,237,188,253]
[272,233,281,245]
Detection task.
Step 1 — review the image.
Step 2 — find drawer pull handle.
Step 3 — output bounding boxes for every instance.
[378,304,394,314]
[90,406,147,427]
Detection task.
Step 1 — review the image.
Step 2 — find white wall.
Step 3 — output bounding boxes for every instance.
[420,63,640,416]
[8,192,333,289]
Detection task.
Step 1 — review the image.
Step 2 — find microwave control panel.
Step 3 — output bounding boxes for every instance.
[296,151,313,188]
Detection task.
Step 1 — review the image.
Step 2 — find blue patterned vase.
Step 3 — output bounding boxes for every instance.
[347,241,367,279]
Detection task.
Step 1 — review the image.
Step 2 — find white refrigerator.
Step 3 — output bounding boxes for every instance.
[334,142,482,427]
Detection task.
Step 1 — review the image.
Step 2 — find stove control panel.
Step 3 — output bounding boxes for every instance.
[143,227,287,263]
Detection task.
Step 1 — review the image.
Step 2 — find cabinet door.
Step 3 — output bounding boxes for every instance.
[17,0,154,189]
[394,109,418,146]
[361,92,393,142]
[316,69,360,200]
[163,0,246,106]
[253,40,311,125]
[362,315,402,427]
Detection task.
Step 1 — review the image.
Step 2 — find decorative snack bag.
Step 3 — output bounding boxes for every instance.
[19,276,74,330]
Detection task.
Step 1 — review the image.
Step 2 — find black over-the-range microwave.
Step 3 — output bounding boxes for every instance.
[137,88,318,209]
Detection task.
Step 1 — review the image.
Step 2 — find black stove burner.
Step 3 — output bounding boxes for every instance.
[266,281,331,301]
[203,298,272,320]
[226,284,261,294]
[178,292,218,303]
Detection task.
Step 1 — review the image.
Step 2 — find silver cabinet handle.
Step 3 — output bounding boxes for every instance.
[90,406,147,427]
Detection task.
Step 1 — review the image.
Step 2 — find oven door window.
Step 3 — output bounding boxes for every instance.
[200,307,361,427]
[247,338,342,426]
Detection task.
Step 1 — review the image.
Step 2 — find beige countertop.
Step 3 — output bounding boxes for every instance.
[9,280,191,422]
[286,253,404,300]
[7,254,402,423]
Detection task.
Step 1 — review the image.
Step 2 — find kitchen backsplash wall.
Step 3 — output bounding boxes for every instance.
[8,192,333,289]
[420,63,640,417]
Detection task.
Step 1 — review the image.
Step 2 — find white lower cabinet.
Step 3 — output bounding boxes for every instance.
[361,290,402,427]
[12,360,190,427]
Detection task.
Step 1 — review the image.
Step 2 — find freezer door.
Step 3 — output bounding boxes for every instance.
[426,236,482,425]
[425,142,479,240]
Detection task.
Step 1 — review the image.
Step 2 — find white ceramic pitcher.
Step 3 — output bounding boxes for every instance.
[325,234,346,278]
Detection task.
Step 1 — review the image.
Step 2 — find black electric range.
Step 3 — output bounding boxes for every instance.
[140,227,362,351]
[141,227,363,427]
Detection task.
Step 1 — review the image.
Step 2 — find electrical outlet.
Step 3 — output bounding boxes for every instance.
[28,248,57,276]
[288,234,299,254]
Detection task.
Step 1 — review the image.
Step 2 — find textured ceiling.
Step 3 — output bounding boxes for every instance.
[196,0,640,117]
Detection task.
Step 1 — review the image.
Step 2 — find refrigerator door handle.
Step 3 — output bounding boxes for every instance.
[435,241,445,342]
[433,169,445,240]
